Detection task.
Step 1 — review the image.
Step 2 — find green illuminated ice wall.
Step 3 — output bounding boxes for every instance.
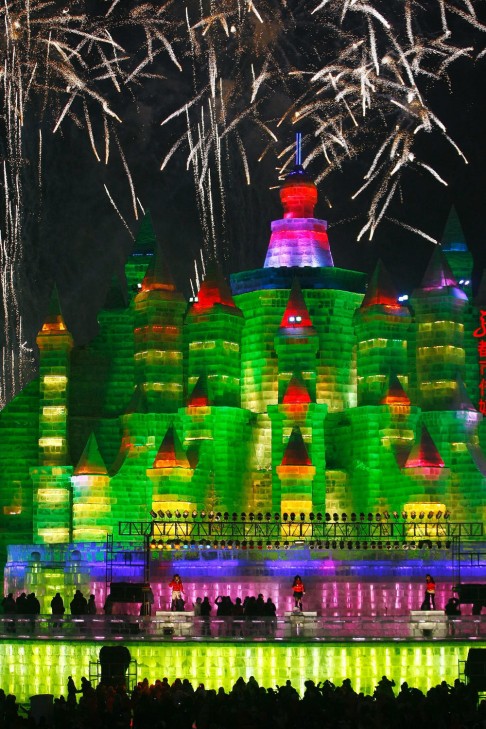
[0,167,485,563]
[0,640,480,702]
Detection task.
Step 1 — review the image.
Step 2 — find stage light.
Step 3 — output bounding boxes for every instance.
[190,540,196,548]
[283,541,290,549]
[427,511,434,519]
[419,511,425,520]
[275,540,280,549]
[362,541,368,550]
[192,510,198,519]
[333,513,339,522]
[283,513,288,521]
[355,541,360,549]
[183,511,189,519]
[377,541,383,550]
[324,541,330,549]
[157,540,164,550]
[257,513,263,521]
[223,512,229,521]
[242,541,247,549]
[394,542,400,550]
[331,540,337,549]
[341,513,347,522]
[175,510,181,519]
[290,513,296,521]
[232,512,238,521]
[445,540,451,548]
[199,539,206,548]
[401,511,407,520]
[316,513,323,521]
[371,542,377,550]
[367,513,373,521]
[265,512,271,521]
[410,541,417,550]
[386,542,392,550]
[351,513,357,522]
[347,541,353,550]
[360,513,365,521]
[234,540,240,548]
[166,541,173,550]
[249,540,255,549]
[402,542,408,550]
[309,512,315,521]
[212,540,218,549]
[444,511,451,520]
[274,513,280,521]
[266,541,272,549]
[149,510,157,519]
[220,540,226,549]
[150,539,157,549]
[300,512,305,521]
[200,510,206,519]
[215,512,222,521]
[227,540,233,549]
[209,511,215,520]
[339,541,345,549]
[410,511,416,520]
[436,511,443,519]
[174,540,181,550]
[393,511,399,520]
[309,541,315,550]
[316,540,323,550]
[157,510,165,519]
[437,541,442,549]
[241,512,246,521]
[383,512,390,520]
[249,512,255,521]
[375,513,381,522]
[325,513,331,522]
[166,510,172,519]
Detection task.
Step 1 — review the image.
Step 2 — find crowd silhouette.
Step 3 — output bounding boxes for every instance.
[0,673,484,728]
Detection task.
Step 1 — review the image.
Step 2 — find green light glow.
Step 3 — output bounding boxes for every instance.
[0,640,480,702]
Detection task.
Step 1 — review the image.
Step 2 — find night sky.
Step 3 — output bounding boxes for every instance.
[18,9,486,353]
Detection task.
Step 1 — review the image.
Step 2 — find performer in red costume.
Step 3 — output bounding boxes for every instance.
[292,575,305,611]
[168,574,184,611]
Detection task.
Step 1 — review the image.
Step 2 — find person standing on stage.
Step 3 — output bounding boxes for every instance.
[168,574,184,611]
[292,575,305,611]
[423,574,436,610]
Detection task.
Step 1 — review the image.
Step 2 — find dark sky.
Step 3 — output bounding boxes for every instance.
[20,18,486,351]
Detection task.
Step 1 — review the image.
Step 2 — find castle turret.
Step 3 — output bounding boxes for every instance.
[408,247,468,409]
[354,261,410,405]
[276,425,316,515]
[185,262,244,407]
[441,207,473,295]
[274,279,319,401]
[146,426,195,514]
[264,165,333,268]
[72,432,113,541]
[133,244,185,412]
[402,423,448,518]
[31,287,74,543]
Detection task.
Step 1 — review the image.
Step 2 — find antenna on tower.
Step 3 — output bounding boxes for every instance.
[295,132,302,167]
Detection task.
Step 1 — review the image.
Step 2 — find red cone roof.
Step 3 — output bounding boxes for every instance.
[153,426,190,469]
[281,426,312,466]
[282,373,312,404]
[280,279,314,330]
[74,433,108,476]
[191,262,238,313]
[361,260,400,309]
[404,424,444,469]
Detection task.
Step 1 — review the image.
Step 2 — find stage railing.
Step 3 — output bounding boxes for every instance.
[119,520,483,541]
[0,613,484,642]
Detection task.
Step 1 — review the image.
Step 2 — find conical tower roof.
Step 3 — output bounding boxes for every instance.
[125,384,149,414]
[361,260,400,309]
[191,261,241,314]
[153,426,190,469]
[133,211,157,256]
[103,272,128,310]
[404,424,444,469]
[40,285,69,334]
[441,206,467,252]
[281,426,312,466]
[187,376,210,407]
[419,247,464,294]
[380,374,410,406]
[74,433,108,476]
[279,279,315,331]
[282,373,312,404]
[140,242,178,293]
[449,375,476,412]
